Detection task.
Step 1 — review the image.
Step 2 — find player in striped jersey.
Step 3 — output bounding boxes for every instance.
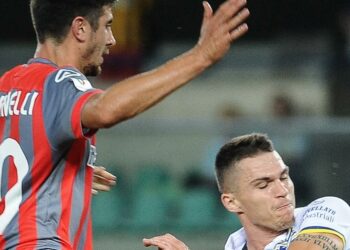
[144,133,350,250]
[0,0,249,249]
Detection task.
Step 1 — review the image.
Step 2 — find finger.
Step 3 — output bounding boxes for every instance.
[92,182,111,192]
[93,166,105,173]
[230,23,249,41]
[227,8,250,32]
[201,1,213,26]
[142,238,152,247]
[143,238,164,247]
[94,167,117,181]
[215,0,247,23]
[92,178,114,189]
[92,189,98,195]
[93,174,117,186]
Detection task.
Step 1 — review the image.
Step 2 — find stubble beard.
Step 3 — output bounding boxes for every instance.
[274,213,295,232]
[83,64,101,77]
[82,41,103,77]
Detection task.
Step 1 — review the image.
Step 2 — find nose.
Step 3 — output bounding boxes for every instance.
[107,31,116,47]
[272,179,289,197]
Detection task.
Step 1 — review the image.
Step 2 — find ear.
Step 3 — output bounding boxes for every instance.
[221,192,243,213]
[71,16,91,42]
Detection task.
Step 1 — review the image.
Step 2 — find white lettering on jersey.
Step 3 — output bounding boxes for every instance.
[28,92,39,115]
[0,91,39,118]
[55,69,93,92]
[0,138,29,234]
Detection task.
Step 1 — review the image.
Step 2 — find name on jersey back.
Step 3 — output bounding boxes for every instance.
[0,90,39,117]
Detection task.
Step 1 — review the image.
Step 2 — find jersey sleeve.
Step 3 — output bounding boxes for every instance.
[298,196,350,245]
[42,67,102,148]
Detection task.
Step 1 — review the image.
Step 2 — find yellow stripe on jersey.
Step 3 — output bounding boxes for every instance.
[298,228,346,245]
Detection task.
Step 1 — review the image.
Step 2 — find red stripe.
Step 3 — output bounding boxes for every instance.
[0,119,4,248]
[71,90,102,139]
[0,235,5,249]
[8,158,18,191]
[73,164,93,249]
[0,109,4,246]
[0,118,4,141]
[0,72,5,142]
[85,213,93,250]
[17,92,53,248]
[8,99,20,186]
[56,140,86,249]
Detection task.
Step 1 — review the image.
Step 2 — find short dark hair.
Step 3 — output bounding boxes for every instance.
[30,0,118,43]
[215,133,274,193]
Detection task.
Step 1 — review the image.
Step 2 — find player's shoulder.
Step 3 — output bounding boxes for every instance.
[0,63,32,80]
[296,196,350,223]
[49,67,94,92]
[306,196,350,209]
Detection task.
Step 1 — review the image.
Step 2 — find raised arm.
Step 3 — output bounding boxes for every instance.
[81,0,249,129]
[288,233,344,250]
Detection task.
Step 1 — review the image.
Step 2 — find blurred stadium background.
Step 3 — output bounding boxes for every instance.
[1,0,350,249]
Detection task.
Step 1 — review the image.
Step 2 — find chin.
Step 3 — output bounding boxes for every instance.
[83,65,101,77]
[277,215,295,231]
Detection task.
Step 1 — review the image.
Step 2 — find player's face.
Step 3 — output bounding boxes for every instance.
[233,151,295,232]
[82,6,116,76]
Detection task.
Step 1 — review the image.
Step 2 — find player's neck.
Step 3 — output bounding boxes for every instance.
[34,39,81,70]
[242,223,284,250]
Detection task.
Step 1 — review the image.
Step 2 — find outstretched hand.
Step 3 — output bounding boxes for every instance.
[92,166,117,195]
[196,0,249,64]
[143,234,189,250]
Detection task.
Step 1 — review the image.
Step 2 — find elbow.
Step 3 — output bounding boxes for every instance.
[85,93,143,128]
[96,107,138,128]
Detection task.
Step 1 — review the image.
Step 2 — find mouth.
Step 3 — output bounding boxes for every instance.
[276,203,293,211]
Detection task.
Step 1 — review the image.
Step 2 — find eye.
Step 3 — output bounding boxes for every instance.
[280,174,289,181]
[257,182,268,189]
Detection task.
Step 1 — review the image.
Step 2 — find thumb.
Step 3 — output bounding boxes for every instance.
[202,1,213,26]
[143,238,151,247]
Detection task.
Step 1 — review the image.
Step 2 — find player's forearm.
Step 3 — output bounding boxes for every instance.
[288,233,344,250]
[82,46,210,129]
[81,0,249,129]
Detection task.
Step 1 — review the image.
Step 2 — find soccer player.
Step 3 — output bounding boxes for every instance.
[0,0,249,249]
[144,133,350,250]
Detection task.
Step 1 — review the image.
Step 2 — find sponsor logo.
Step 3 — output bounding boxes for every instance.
[55,69,82,83]
[55,69,93,92]
[87,145,97,167]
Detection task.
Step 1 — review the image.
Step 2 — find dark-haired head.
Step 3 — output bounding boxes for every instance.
[30,0,118,43]
[215,133,274,193]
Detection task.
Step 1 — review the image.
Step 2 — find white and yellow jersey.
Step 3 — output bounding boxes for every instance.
[225,196,350,250]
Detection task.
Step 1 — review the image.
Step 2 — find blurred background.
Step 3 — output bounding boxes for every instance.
[1,0,350,249]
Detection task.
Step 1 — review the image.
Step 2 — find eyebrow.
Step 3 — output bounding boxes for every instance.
[250,166,290,185]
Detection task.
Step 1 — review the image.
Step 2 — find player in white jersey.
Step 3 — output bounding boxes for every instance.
[225,196,350,250]
[143,133,350,250]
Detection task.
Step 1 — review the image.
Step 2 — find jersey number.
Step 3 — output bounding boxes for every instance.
[0,138,29,234]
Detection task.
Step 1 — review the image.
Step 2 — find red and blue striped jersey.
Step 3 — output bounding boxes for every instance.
[0,58,102,249]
